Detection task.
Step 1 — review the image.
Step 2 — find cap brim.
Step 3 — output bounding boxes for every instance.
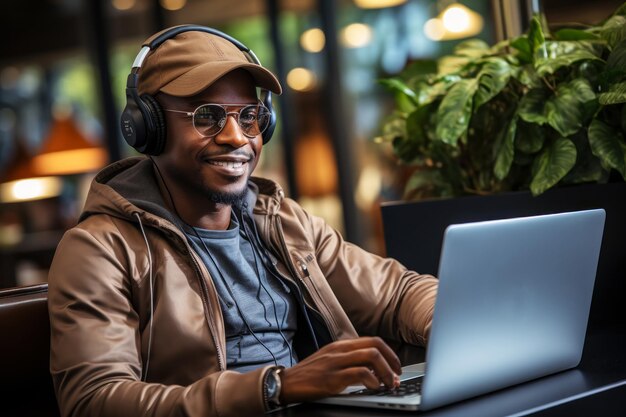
[159,61,282,97]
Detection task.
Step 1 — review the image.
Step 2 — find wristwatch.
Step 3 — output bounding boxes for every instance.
[263,366,285,411]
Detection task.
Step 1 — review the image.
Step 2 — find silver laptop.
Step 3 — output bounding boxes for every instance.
[316,209,605,411]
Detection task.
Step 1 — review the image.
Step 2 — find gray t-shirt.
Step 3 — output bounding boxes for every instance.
[184,212,298,372]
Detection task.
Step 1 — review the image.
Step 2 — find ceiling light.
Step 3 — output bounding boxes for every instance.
[111,0,136,11]
[340,23,373,48]
[0,142,63,203]
[425,2,484,41]
[300,28,326,53]
[160,0,186,11]
[423,18,446,41]
[1,177,62,203]
[354,0,407,9]
[443,4,472,33]
[31,109,108,177]
[287,68,317,92]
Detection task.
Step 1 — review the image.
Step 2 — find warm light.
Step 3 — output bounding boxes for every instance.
[295,133,338,197]
[426,3,484,41]
[111,0,136,10]
[287,68,317,92]
[33,148,108,176]
[300,28,326,53]
[355,166,382,211]
[32,114,108,176]
[340,23,373,48]
[424,18,446,41]
[160,0,186,11]
[1,177,62,203]
[443,5,472,33]
[354,0,407,9]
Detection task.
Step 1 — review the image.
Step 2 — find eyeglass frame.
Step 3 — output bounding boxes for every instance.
[163,102,271,139]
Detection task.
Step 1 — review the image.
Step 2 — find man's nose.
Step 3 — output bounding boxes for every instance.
[213,115,249,148]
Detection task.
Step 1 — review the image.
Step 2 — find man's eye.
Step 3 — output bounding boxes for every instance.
[240,109,258,124]
[196,111,221,125]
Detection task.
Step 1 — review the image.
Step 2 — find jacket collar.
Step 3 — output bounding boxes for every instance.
[80,156,285,227]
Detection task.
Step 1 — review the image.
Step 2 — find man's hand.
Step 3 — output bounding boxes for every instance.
[278,336,402,404]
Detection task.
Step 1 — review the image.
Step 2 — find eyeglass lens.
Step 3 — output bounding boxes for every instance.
[194,104,270,138]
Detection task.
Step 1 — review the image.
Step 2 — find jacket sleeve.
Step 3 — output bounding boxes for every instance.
[48,226,268,417]
[300,203,438,346]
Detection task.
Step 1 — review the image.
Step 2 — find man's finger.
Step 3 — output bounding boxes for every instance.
[325,349,397,388]
[337,366,381,390]
[323,337,402,374]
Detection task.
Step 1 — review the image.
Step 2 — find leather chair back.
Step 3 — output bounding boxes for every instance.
[0,283,60,416]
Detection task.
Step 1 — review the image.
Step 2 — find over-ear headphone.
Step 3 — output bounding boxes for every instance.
[120,24,277,156]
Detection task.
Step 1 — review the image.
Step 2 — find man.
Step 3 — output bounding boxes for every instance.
[48,26,438,417]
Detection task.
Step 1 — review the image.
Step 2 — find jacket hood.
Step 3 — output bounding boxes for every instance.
[79,156,286,228]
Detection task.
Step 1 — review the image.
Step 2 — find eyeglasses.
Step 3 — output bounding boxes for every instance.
[163,103,271,138]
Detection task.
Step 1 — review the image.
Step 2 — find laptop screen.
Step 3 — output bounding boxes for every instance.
[420,209,605,410]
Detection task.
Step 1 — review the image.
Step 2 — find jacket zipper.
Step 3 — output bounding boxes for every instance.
[181,237,226,371]
[272,216,338,340]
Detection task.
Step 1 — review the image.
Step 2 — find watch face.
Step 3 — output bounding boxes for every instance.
[266,371,278,397]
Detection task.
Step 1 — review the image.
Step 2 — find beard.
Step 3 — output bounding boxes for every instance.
[198,171,249,207]
[206,186,248,206]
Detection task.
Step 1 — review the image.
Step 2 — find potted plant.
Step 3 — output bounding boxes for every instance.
[376,2,626,200]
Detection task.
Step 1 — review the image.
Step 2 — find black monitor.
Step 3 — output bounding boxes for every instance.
[380,181,626,334]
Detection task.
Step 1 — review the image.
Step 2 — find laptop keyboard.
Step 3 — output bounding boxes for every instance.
[348,377,423,397]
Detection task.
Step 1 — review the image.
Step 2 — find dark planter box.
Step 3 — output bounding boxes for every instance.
[380,182,626,335]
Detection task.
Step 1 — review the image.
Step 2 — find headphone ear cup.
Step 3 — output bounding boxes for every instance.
[121,87,149,152]
[261,91,276,144]
[141,94,167,156]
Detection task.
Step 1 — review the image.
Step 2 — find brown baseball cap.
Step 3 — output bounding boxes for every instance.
[137,29,282,97]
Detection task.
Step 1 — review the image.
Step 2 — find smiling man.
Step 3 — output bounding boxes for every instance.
[47,26,438,417]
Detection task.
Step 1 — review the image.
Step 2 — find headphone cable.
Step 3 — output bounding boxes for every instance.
[150,157,280,367]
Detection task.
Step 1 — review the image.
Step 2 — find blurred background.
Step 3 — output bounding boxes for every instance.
[0,0,622,288]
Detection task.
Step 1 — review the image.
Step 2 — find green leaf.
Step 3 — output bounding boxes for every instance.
[518,88,550,124]
[438,56,472,76]
[494,117,517,180]
[515,120,546,153]
[530,137,577,195]
[588,117,626,178]
[562,131,607,184]
[535,41,603,76]
[601,15,626,48]
[392,135,421,163]
[515,65,542,88]
[415,76,460,106]
[399,60,438,79]
[377,113,406,143]
[474,58,513,108]
[454,39,491,58]
[545,78,597,137]
[528,16,547,61]
[519,80,597,135]
[436,79,478,146]
[607,39,626,71]
[599,81,626,104]
[403,169,454,200]
[406,105,432,149]
[510,36,533,63]
[379,78,419,107]
[554,28,601,41]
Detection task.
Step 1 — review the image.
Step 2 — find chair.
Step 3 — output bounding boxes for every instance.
[0,283,60,417]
